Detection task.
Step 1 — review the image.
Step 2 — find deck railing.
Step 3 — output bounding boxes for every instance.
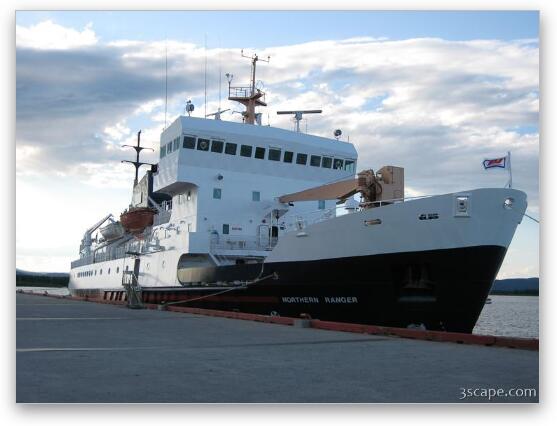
[209,235,277,252]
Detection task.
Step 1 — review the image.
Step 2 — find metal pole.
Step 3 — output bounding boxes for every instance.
[164,41,168,129]
[251,56,257,95]
[204,33,208,118]
[507,151,512,188]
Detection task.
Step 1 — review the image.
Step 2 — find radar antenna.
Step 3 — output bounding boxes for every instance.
[206,108,231,120]
[276,110,322,133]
[227,50,270,125]
[121,130,155,186]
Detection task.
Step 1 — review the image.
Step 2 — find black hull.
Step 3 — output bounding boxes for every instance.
[129,245,505,333]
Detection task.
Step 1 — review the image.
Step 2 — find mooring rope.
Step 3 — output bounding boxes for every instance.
[509,206,539,224]
[161,269,278,307]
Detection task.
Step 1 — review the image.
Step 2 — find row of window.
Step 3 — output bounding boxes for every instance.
[160,135,356,172]
[77,266,120,278]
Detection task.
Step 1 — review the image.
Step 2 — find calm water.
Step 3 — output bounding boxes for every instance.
[474,295,539,338]
[17,287,538,338]
[17,286,70,296]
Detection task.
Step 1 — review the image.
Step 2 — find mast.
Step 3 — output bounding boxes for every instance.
[122,130,155,186]
[227,50,270,125]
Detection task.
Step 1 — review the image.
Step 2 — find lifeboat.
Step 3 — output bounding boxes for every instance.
[99,221,125,241]
[120,207,157,235]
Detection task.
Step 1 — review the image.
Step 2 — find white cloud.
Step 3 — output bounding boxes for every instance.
[16,20,98,50]
[103,121,131,141]
[16,22,539,276]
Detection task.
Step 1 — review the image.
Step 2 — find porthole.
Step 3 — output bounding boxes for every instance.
[117,267,120,273]
[108,268,111,274]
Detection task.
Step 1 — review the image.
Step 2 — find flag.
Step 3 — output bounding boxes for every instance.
[483,156,508,170]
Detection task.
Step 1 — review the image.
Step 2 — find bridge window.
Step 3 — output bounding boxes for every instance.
[252,191,260,202]
[333,158,344,170]
[296,153,307,165]
[344,160,356,173]
[167,142,173,154]
[197,138,210,151]
[310,155,321,167]
[318,200,326,210]
[322,157,333,168]
[211,140,224,153]
[240,145,253,157]
[225,142,237,155]
[183,136,196,149]
[283,151,294,163]
[160,145,166,158]
[268,148,281,161]
[255,147,266,159]
[213,188,222,199]
[173,137,180,151]
[223,224,230,235]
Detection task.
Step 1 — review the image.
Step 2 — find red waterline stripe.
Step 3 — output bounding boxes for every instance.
[18,290,538,351]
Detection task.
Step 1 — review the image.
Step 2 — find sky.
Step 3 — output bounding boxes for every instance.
[15,11,539,278]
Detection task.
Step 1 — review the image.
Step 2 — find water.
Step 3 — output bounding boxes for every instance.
[474,295,539,338]
[16,287,538,339]
[17,286,70,296]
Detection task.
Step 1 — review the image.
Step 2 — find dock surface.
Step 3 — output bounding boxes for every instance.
[16,293,538,403]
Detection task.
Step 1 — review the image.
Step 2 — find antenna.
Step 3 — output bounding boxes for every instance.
[218,37,222,111]
[204,34,208,118]
[164,40,168,128]
[276,110,322,132]
[206,108,230,120]
[241,49,270,95]
[121,130,155,186]
[226,50,270,125]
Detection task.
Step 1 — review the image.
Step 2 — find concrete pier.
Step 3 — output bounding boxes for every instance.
[16,293,538,403]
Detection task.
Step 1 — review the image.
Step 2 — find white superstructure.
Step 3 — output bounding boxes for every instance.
[67,50,527,333]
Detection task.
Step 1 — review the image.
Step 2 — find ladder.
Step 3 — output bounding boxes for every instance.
[122,260,144,309]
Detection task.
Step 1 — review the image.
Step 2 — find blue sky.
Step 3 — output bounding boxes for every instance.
[16,11,539,47]
[15,11,539,277]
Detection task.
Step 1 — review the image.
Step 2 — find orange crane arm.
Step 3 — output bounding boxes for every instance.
[278,178,359,203]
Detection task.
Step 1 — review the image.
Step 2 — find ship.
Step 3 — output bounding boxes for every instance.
[68,51,527,333]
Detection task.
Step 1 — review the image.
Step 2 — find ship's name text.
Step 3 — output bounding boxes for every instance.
[281,296,358,304]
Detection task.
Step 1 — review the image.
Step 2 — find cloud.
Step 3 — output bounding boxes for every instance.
[15,20,539,276]
[16,20,98,50]
[16,26,538,198]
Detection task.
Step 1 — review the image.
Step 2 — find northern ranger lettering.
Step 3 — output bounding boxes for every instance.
[281,296,359,304]
[324,296,358,304]
[282,296,319,303]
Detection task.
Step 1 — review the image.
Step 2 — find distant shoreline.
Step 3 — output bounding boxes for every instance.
[16,280,68,288]
[15,270,540,295]
[490,290,539,296]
